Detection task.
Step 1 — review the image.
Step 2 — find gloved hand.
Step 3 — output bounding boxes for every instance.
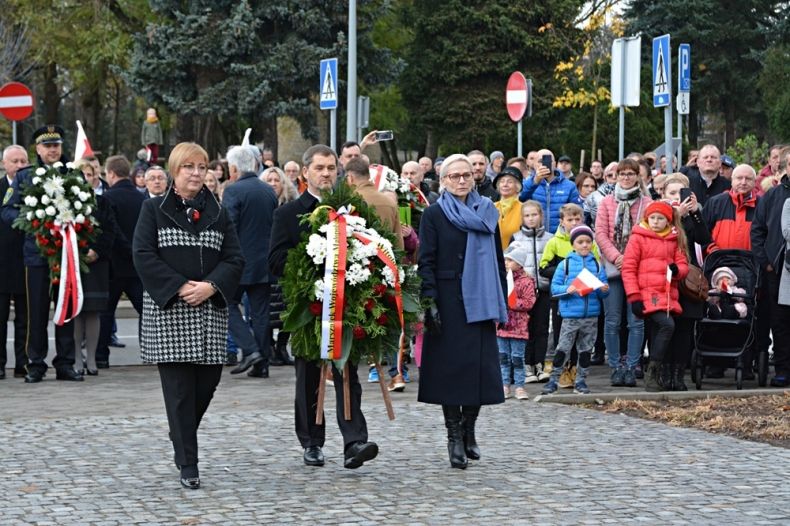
[424,305,442,335]
[631,300,645,319]
[669,263,679,276]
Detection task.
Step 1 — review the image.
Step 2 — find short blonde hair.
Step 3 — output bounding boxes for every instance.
[559,202,583,219]
[664,173,690,188]
[168,142,208,175]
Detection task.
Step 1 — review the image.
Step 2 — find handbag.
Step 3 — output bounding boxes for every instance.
[679,264,709,302]
[604,258,620,279]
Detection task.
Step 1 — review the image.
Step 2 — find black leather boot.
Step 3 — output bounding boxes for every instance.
[645,360,664,392]
[661,362,673,391]
[275,336,294,366]
[442,405,467,469]
[672,363,688,391]
[461,405,481,460]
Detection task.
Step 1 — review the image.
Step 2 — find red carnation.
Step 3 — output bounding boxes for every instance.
[39,236,49,246]
[74,223,82,232]
[78,239,88,248]
[46,248,56,256]
[373,284,387,296]
[51,278,60,285]
[44,221,54,230]
[352,326,366,340]
[364,298,375,312]
[376,313,388,326]
[83,218,91,226]
[54,239,63,248]
[309,301,322,316]
[31,219,40,228]
[384,293,397,305]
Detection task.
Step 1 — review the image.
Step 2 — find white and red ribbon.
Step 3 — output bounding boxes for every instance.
[52,223,83,326]
[320,208,349,360]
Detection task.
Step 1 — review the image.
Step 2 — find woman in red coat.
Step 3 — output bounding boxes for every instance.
[622,201,689,391]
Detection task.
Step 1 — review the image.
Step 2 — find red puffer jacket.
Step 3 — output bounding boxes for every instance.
[622,224,689,316]
[496,272,536,339]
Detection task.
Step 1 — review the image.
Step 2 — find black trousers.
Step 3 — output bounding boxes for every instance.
[294,358,367,451]
[97,276,143,363]
[765,270,790,375]
[647,312,675,362]
[0,292,27,370]
[25,266,75,375]
[158,363,222,467]
[526,291,550,366]
[668,317,695,365]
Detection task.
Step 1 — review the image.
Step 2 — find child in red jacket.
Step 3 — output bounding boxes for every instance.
[622,201,689,392]
[497,246,537,400]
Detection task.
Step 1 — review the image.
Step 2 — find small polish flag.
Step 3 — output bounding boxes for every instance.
[571,267,604,297]
[506,269,517,308]
[73,120,94,161]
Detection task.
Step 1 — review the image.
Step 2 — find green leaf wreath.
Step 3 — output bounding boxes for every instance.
[279,182,423,371]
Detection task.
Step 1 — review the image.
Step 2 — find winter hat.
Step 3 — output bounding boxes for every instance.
[503,243,529,268]
[711,266,738,287]
[489,151,504,162]
[493,166,523,191]
[570,225,594,245]
[644,200,674,223]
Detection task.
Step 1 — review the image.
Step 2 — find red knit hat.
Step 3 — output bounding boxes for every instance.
[644,200,674,222]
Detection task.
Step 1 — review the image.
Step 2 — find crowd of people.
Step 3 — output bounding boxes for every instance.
[1,124,789,486]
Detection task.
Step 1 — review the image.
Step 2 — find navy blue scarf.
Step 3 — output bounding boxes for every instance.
[438,190,507,323]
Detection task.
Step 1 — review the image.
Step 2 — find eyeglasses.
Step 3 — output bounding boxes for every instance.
[181,163,208,175]
[582,183,597,189]
[446,172,473,182]
[618,171,637,178]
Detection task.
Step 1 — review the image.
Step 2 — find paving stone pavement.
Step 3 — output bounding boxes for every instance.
[1,364,788,525]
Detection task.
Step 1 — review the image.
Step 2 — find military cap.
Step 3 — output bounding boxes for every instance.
[32,125,65,145]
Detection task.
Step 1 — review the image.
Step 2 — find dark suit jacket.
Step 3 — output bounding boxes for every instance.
[103,178,146,278]
[0,176,25,293]
[268,191,319,278]
[221,172,278,285]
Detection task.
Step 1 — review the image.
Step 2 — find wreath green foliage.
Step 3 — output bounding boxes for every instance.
[279,183,423,371]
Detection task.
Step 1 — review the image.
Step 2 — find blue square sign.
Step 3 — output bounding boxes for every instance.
[319,58,338,110]
[678,43,691,92]
[652,34,671,107]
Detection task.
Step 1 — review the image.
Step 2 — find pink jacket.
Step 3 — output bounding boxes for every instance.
[496,272,536,340]
[594,193,653,265]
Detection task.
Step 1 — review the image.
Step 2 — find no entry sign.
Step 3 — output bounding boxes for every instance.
[505,72,528,122]
[0,82,34,121]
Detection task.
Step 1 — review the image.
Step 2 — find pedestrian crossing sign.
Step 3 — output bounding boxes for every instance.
[320,58,338,110]
[652,34,671,107]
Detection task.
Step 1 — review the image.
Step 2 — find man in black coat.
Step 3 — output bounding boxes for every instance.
[682,144,730,206]
[0,145,29,378]
[222,146,278,378]
[1,126,82,382]
[269,144,378,470]
[95,155,145,367]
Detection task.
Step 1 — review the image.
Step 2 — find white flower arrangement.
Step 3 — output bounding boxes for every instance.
[35,168,46,176]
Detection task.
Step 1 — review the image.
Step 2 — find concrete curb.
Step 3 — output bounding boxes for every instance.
[533,388,787,404]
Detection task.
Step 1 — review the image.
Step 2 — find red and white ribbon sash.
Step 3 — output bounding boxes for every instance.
[53,223,83,326]
[320,209,349,360]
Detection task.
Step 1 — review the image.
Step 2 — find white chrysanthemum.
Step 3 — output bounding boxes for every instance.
[318,224,330,233]
[42,176,64,196]
[24,195,38,207]
[40,194,50,205]
[381,265,405,286]
[78,191,90,202]
[58,209,75,224]
[32,177,41,185]
[306,234,328,265]
[76,214,85,223]
[35,168,46,176]
[314,279,325,301]
[399,179,411,193]
[71,186,81,195]
[26,212,33,220]
[74,201,82,210]
[346,263,371,286]
[345,215,367,228]
[52,162,63,168]
[84,205,92,215]
[45,206,56,216]
[66,162,75,169]
[35,209,46,219]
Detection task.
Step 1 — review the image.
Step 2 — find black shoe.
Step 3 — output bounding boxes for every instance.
[590,352,605,366]
[56,369,85,381]
[96,361,110,369]
[179,465,200,489]
[247,365,269,378]
[0,369,5,380]
[14,368,27,378]
[24,371,45,383]
[109,335,126,348]
[86,369,98,376]
[224,352,238,366]
[269,346,284,366]
[303,446,325,466]
[230,351,263,374]
[344,441,378,469]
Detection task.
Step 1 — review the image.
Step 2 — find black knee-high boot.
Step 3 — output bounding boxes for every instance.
[442,405,467,469]
[461,405,481,460]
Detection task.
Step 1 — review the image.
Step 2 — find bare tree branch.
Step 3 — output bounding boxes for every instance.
[0,20,32,83]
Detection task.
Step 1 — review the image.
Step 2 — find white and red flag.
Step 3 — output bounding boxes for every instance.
[73,120,94,161]
[506,269,518,308]
[571,267,604,297]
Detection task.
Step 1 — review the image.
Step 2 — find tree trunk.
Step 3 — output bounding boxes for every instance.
[258,115,278,160]
[724,102,736,149]
[175,114,195,145]
[112,79,120,154]
[42,62,59,125]
[424,128,436,159]
[590,103,598,170]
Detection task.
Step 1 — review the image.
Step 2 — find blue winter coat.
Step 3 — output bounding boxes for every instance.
[550,251,609,319]
[518,170,580,234]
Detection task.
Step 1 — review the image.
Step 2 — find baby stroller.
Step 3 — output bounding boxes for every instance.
[692,249,767,390]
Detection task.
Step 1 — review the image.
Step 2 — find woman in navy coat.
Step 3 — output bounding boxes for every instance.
[418,153,507,469]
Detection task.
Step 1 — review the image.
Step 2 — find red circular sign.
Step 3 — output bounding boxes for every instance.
[0,82,34,121]
[505,72,528,122]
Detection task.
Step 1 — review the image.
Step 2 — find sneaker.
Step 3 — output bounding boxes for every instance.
[610,368,625,386]
[623,368,637,387]
[387,374,406,392]
[524,365,538,384]
[770,374,789,387]
[573,380,591,394]
[634,363,644,379]
[503,385,512,399]
[514,387,529,400]
[402,369,410,383]
[367,367,379,383]
[558,366,576,388]
[537,363,551,382]
[541,380,559,395]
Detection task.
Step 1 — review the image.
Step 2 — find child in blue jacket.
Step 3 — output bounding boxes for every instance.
[542,225,609,394]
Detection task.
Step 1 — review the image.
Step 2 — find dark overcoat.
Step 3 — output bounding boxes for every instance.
[268,191,318,278]
[0,176,25,293]
[417,203,507,406]
[103,178,146,278]
[80,195,117,312]
[678,208,712,319]
[132,187,244,364]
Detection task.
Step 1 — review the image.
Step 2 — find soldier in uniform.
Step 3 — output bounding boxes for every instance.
[1,125,83,382]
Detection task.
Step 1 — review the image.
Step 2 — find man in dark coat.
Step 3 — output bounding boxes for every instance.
[0,145,29,378]
[682,144,730,206]
[1,126,82,382]
[269,144,378,470]
[95,155,146,368]
[222,146,278,378]
[468,150,499,202]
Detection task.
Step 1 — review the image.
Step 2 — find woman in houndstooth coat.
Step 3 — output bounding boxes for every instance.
[133,142,243,489]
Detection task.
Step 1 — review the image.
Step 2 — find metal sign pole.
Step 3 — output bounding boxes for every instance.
[517,120,522,157]
[12,121,17,144]
[619,39,626,160]
[330,109,336,152]
[677,115,682,170]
